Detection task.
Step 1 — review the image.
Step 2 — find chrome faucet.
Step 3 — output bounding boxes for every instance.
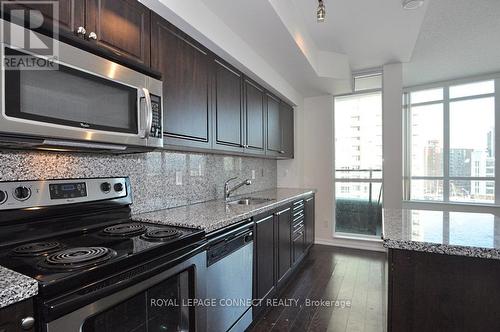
[224,177,252,201]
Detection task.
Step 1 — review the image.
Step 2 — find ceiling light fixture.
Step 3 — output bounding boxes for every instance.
[317,0,326,23]
[402,0,424,10]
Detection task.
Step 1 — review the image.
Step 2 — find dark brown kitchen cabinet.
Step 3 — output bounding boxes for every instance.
[280,102,294,158]
[151,14,211,149]
[253,197,314,318]
[8,0,85,35]
[266,93,281,156]
[304,196,315,249]
[292,228,305,263]
[388,249,500,332]
[0,299,34,332]
[244,78,266,155]
[86,0,151,66]
[212,59,244,152]
[276,206,292,283]
[254,214,275,301]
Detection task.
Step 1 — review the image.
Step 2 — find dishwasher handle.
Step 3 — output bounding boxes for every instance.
[207,230,253,267]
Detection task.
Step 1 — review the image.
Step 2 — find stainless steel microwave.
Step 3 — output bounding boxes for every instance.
[0,21,163,152]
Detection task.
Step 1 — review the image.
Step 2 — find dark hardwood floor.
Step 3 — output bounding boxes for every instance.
[249,245,387,332]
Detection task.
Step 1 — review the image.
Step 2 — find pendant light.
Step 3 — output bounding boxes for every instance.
[317,0,326,22]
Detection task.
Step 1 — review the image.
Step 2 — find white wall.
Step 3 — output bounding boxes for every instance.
[278,95,335,242]
[382,63,404,209]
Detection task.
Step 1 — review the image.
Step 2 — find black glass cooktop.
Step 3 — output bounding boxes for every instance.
[0,220,204,290]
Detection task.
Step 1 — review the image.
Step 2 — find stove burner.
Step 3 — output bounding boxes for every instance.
[40,247,117,271]
[12,241,62,256]
[103,223,146,236]
[141,229,182,242]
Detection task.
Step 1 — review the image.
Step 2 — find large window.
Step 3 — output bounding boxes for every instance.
[334,88,383,237]
[404,77,499,205]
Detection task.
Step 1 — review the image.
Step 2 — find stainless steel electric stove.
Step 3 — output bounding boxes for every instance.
[0,177,207,332]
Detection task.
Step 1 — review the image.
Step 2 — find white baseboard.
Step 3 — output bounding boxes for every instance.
[315,237,387,252]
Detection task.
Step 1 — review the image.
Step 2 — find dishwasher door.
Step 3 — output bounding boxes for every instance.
[206,226,253,332]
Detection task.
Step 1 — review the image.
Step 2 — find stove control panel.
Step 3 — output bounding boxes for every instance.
[0,177,129,210]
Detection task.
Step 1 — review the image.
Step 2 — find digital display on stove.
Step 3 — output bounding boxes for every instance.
[49,182,87,200]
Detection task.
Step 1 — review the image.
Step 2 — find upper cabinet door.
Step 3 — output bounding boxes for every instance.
[151,14,211,148]
[213,60,243,151]
[9,0,85,35]
[244,78,265,155]
[86,0,150,66]
[280,102,294,159]
[266,93,281,156]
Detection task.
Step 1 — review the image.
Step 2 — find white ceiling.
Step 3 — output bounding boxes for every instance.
[199,0,351,96]
[291,0,428,71]
[165,0,500,98]
[403,0,500,87]
[200,0,428,97]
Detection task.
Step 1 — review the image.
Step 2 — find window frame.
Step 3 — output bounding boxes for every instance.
[334,86,383,240]
[403,73,500,207]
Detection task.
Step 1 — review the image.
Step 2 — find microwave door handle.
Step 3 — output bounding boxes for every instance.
[139,88,153,138]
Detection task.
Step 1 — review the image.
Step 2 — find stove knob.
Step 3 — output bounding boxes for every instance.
[100,182,111,193]
[114,183,124,192]
[13,186,31,201]
[0,190,7,204]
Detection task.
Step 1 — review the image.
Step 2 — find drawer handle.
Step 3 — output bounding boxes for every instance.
[21,317,35,330]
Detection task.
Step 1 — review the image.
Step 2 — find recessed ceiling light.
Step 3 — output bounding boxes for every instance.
[317,0,326,23]
[402,0,424,10]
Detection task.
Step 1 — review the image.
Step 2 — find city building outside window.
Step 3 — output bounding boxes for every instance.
[404,76,499,205]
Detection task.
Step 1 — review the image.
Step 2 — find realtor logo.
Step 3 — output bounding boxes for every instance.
[1,1,59,70]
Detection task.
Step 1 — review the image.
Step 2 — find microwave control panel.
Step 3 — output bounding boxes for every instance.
[150,95,162,139]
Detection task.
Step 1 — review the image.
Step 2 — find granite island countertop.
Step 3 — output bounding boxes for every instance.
[383,208,500,259]
[133,188,315,233]
[0,266,38,309]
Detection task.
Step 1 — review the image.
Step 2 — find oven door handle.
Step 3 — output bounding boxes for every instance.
[139,88,153,139]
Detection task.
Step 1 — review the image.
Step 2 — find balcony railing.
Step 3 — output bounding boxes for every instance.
[335,169,383,237]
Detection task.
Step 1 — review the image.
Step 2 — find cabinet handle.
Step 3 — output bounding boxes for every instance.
[76,26,86,36]
[88,32,98,40]
[20,317,35,330]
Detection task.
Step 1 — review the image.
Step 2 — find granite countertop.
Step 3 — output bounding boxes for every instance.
[133,188,315,233]
[383,208,500,259]
[0,266,38,309]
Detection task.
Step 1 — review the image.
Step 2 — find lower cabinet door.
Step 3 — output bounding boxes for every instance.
[255,214,275,300]
[292,229,305,264]
[305,196,315,249]
[276,207,292,282]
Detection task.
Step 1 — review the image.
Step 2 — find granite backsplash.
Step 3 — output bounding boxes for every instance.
[0,150,277,214]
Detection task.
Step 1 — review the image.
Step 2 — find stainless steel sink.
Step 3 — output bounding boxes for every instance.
[226,197,274,205]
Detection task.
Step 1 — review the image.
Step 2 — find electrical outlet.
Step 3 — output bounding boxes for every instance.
[251,170,256,180]
[175,171,183,185]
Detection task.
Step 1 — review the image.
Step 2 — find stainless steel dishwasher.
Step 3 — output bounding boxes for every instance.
[206,220,253,332]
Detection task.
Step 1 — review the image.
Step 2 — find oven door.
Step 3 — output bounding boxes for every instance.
[0,22,163,149]
[45,251,206,332]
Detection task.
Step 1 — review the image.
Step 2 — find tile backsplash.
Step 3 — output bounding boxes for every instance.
[0,150,277,214]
